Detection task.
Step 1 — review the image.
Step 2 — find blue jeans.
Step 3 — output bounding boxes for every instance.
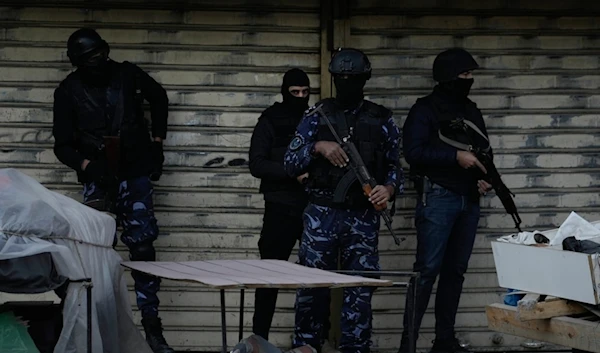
[401,183,480,346]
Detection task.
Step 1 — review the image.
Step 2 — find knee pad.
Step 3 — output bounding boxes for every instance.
[129,242,156,262]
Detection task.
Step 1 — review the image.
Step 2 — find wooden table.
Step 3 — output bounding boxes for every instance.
[121,259,417,353]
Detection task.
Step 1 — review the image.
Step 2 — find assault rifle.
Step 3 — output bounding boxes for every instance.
[439,118,522,233]
[313,105,405,246]
[78,131,121,214]
[473,148,522,233]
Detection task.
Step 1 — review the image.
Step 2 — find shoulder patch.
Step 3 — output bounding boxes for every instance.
[305,104,319,116]
[289,135,304,151]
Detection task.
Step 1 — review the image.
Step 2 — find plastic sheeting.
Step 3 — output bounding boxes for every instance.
[497,212,600,247]
[0,168,151,353]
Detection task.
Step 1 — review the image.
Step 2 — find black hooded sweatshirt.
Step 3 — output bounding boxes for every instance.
[248,69,310,215]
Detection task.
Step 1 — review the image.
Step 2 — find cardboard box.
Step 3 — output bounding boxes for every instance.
[491,222,600,305]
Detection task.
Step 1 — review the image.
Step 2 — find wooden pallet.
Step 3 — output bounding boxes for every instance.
[487,303,600,353]
[516,293,587,321]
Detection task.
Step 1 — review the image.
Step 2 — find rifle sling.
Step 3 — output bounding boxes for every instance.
[109,69,126,136]
[438,119,491,153]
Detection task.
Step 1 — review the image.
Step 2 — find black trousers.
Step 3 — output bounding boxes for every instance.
[252,202,304,340]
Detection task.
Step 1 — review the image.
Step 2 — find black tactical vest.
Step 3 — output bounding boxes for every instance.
[409,93,488,200]
[308,98,390,209]
[62,61,149,162]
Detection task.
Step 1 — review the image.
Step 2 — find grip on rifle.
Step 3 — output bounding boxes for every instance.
[362,184,386,211]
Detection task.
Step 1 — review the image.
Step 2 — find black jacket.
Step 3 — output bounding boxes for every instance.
[403,87,491,200]
[249,102,308,215]
[52,60,168,182]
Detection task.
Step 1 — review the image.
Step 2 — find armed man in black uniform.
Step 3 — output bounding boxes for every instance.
[249,68,311,340]
[52,28,173,353]
[400,48,492,353]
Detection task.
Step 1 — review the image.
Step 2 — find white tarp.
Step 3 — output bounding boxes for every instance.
[496,211,600,247]
[0,168,151,353]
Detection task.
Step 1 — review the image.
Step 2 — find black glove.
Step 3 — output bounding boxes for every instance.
[149,141,164,181]
[84,160,109,184]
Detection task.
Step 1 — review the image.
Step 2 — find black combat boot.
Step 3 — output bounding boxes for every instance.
[141,317,175,353]
[430,337,470,353]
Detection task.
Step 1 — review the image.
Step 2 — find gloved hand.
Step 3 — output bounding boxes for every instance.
[149,141,164,181]
[84,160,109,184]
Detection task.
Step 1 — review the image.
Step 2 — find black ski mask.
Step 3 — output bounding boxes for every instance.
[438,77,474,101]
[78,48,112,83]
[281,68,310,114]
[334,75,367,109]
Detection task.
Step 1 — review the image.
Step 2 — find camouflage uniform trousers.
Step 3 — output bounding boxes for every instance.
[83,176,161,318]
[293,203,381,353]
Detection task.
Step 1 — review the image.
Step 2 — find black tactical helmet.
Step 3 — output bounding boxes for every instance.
[66,28,109,66]
[432,48,479,83]
[328,48,372,79]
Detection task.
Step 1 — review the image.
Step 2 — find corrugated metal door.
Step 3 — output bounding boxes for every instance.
[350,0,600,351]
[0,1,321,350]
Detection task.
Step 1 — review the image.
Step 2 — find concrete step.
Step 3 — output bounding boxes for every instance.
[111,228,500,253]
[0,26,321,48]
[0,43,321,66]
[0,0,320,11]
[0,19,318,34]
[121,287,504,312]
[153,328,543,352]
[0,85,318,107]
[2,85,600,110]
[355,33,600,51]
[132,308,489,331]
[113,247,495,271]
[4,26,600,52]
[2,146,599,169]
[0,65,321,88]
[0,7,320,27]
[371,53,600,71]
[367,93,600,110]
[353,0,600,14]
[10,165,600,190]
[51,185,600,210]
[3,105,600,130]
[354,15,600,31]
[2,43,598,70]
[370,73,600,90]
[6,65,600,91]
[4,124,600,150]
[124,207,597,230]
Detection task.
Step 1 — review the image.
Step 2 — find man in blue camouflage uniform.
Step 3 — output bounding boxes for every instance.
[52,28,173,353]
[284,48,403,353]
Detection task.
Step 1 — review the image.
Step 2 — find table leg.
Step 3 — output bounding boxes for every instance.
[221,289,227,353]
[239,289,245,342]
[87,283,92,353]
[409,274,419,353]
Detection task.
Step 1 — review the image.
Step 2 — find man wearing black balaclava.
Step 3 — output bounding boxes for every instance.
[52,28,173,353]
[399,48,493,353]
[283,48,403,353]
[249,68,311,340]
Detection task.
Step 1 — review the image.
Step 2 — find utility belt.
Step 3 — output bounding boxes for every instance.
[309,194,373,211]
[412,175,442,207]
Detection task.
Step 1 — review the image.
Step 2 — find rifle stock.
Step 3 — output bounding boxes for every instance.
[348,145,403,245]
